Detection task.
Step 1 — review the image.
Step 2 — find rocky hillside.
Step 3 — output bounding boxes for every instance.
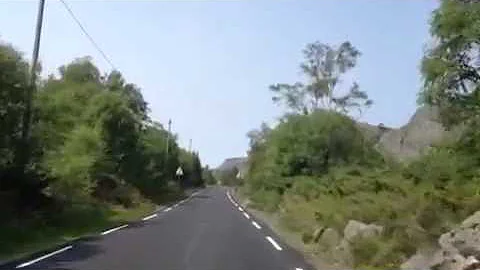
[215,157,248,176]
[220,106,447,176]
[402,211,480,270]
[359,106,446,162]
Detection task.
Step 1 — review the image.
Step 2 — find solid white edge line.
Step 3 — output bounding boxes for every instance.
[266,236,283,251]
[233,202,238,207]
[238,206,244,212]
[295,268,304,270]
[173,203,179,208]
[142,213,157,221]
[164,207,172,212]
[252,221,262,229]
[243,212,250,219]
[101,224,128,235]
[16,245,73,268]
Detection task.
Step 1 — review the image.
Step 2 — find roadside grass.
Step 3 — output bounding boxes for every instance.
[0,201,156,262]
[245,161,480,269]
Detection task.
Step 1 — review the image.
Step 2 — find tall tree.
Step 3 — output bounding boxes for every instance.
[420,0,480,127]
[270,41,372,115]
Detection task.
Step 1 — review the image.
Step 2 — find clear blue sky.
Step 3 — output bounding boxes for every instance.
[0,0,438,167]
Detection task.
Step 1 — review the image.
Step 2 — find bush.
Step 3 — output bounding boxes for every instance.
[250,189,282,212]
[43,125,104,202]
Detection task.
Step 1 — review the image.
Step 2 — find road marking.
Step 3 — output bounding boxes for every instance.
[295,268,304,270]
[233,202,238,207]
[238,206,244,212]
[252,221,261,229]
[180,199,186,204]
[266,236,283,251]
[164,207,172,212]
[173,203,179,208]
[243,212,250,219]
[16,245,73,268]
[101,224,128,235]
[142,213,157,221]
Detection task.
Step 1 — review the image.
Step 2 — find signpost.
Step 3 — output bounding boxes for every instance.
[176,166,184,184]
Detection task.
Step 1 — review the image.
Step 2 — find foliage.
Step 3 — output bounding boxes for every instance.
[202,166,217,185]
[270,41,372,116]
[245,17,480,267]
[420,0,480,127]
[0,39,205,258]
[217,166,241,186]
[0,42,29,171]
[43,125,104,203]
[246,110,382,198]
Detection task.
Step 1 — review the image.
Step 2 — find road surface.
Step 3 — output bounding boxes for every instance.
[5,186,314,270]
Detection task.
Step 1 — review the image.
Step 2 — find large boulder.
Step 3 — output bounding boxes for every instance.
[401,250,480,270]
[343,220,384,242]
[438,211,480,258]
[357,106,447,162]
[439,229,480,258]
[403,211,480,270]
[333,239,354,267]
[461,211,480,229]
[401,249,445,270]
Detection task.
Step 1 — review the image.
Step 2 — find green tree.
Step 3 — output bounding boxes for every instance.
[270,41,372,116]
[0,42,29,174]
[202,165,216,185]
[191,152,204,187]
[420,0,480,127]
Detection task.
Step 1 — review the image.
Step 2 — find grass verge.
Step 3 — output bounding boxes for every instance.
[0,201,156,263]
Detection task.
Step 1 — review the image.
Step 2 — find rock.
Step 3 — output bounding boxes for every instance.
[312,227,325,243]
[376,106,446,161]
[333,239,354,267]
[401,249,468,270]
[401,249,443,270]
[439,228,480,258]
[318,228,340,248]
[403,211,480,270]
[461,211,480,229]
[344,220,383,242]
[463,256,480,270]
[431,253,466,270]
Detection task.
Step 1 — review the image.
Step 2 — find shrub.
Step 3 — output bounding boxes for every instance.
[43,125,104,202]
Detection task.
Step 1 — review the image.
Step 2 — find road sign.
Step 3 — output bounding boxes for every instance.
[176,167,183,177]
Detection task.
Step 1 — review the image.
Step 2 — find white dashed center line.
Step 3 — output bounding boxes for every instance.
[238,206,244,212]
[243,212,250,219]
[295,268,304,270]
[16,245,73,268]
[266,236,283,251]
[252,221,262,229]
[142,213,157,221]
[101,224,128,235]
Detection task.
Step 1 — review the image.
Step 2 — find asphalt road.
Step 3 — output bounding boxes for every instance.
[4,186,314,270]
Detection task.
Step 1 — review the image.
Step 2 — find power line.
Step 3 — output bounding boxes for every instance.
[59,0,117,70]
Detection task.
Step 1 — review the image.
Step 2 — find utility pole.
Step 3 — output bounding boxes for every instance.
[21,0,46,164]
[165,119,172,162]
